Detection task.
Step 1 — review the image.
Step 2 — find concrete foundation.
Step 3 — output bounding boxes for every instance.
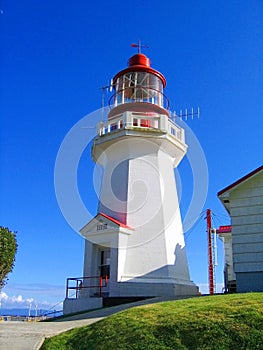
[113,281,198,297]
[63,297,102,315]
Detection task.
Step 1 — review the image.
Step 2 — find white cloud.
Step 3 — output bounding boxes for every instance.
[0,291,44,309]
[0,283,65,310]
[0,292,8,301]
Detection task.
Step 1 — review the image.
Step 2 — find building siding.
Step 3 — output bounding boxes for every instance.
[233,242,263,253]
[233,232,263,243]
[223,170,263,292]
[235,272,263,292]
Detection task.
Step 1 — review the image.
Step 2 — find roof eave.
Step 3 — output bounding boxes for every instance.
[217,165,263,197]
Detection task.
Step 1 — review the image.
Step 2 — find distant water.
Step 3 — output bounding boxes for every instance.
[0,308,62,317]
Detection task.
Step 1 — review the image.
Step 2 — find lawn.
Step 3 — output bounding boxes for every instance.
[41,292,263,349]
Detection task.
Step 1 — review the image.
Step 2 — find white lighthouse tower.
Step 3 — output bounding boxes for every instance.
[64,51,198,314]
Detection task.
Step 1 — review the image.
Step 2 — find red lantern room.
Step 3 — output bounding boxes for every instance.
[108,53,170,119]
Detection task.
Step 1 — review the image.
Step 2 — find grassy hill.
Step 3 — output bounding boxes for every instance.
[41,293,263,350]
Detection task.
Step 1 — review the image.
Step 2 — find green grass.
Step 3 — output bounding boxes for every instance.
[41,293,263,350]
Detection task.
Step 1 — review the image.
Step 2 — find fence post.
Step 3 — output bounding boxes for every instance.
[99,277,102,297]
[66,278,69,299]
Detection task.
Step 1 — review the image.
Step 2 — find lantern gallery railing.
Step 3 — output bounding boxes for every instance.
[109,87,170,110]
[97,111,185,143]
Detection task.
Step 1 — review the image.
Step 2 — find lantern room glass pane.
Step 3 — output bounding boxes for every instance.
[114,72,165,108]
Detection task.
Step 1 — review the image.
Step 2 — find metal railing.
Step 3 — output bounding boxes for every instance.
[97,112,185,143]
[65,276,108,299]
[109,87,170,110]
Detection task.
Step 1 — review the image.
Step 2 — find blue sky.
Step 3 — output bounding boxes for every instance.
[1,1,262,310]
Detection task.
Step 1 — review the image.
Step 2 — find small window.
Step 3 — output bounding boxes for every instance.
[133,118,138,126]
[111,124,118,131]
[141,119,151,128]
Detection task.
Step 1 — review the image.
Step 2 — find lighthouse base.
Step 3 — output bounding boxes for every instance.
[111,280,198,298]
[63,297,103,315]
[63,280,198,315]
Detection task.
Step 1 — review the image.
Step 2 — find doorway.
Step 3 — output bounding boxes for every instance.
[99,248,110,279]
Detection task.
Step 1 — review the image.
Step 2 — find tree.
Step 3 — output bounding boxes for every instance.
[0,227,18,289]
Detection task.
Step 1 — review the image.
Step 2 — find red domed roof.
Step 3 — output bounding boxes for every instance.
[112,53,166,87]
[128,53,151,67]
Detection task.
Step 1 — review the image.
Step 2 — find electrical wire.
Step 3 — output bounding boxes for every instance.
[212,211,231,228]
[184,210,206,242]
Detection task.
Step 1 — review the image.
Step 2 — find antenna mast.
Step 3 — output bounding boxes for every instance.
[171,107,200,121]
[206,209,215,294]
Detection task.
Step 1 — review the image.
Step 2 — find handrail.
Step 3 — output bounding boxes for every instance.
[97,112,184,143]
[66,276,108,299]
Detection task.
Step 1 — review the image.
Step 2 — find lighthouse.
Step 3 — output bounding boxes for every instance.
[63,50,198,314]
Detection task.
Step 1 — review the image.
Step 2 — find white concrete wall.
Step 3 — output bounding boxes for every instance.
[78,114,198,303]
[63,297,102,315]
[94,132,191,287]
[218,232,236,283]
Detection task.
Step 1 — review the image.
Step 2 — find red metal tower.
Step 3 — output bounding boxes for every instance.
[206,209,214,294]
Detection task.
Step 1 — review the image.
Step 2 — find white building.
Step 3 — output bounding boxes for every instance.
[218,165,263,293]
[216,225,236,293]
[64,52,198,314]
